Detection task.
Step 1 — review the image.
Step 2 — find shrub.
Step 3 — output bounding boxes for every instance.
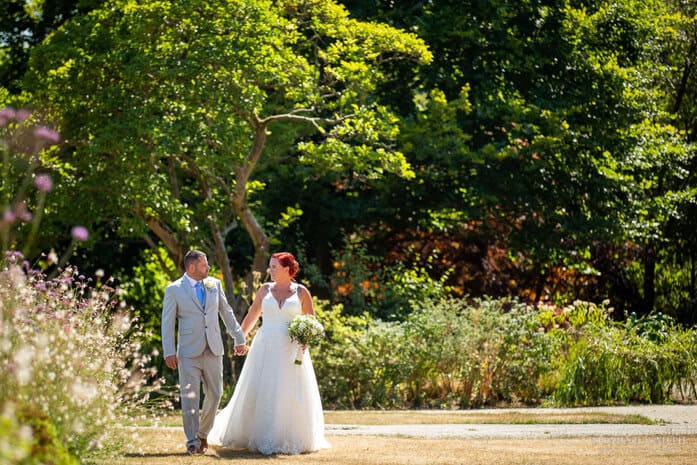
[0,252,155,460]
[0,410,33,465]
[553,314,697,405]
[396,297,558,407]
[313,295,697,408]
[312,300,379,408]
[313,296,562,408]
[328,236,450,320]
[16,404,78,465]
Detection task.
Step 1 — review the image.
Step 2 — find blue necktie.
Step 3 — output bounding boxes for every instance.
[195,281,205,306]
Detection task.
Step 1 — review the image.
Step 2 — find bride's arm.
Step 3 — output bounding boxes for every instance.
[241,284,268,335]
[298,285,315,316]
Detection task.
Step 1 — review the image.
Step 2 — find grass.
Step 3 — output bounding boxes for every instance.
[125,409,655,427]
[324,410,656,425]
[92,428,697,465]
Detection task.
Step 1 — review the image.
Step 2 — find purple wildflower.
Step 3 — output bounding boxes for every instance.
[0,108,16,119]
[71,226,89,242]
[0,108,15,127]
[34,174,53,193]
[4,250,23,259]
[15,203,32,222]
[15,109,31,122]
[2,210,16,224]
[34,126,61,145]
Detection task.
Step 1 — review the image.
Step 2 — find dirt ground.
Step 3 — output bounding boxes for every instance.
[98,406,697,465]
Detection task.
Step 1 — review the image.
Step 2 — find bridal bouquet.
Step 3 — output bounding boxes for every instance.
[288,314,325,365]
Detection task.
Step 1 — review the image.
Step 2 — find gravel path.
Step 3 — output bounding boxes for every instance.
[326,405,697,439]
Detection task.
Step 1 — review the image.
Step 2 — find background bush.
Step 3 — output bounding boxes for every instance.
[553,311,697,405]
[312,296,697,408]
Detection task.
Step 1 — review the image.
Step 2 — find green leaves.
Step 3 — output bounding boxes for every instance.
[23,0,431,281]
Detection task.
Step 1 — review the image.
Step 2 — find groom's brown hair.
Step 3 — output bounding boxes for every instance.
[184,249,206,270]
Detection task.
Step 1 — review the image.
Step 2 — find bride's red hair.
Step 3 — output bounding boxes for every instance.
[271,252,299,278]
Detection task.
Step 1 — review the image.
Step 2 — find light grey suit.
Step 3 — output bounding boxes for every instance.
[161,274,245,449]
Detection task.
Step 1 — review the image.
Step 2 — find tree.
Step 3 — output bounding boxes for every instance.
[0,0,104,92]
[336,0,695,312]
[25,0,431,315]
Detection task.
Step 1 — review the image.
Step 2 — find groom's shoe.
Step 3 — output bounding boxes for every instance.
[198,436,208,454]
[187,445,198,455]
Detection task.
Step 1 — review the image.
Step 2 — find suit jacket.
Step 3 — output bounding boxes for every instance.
[161,275,245,358]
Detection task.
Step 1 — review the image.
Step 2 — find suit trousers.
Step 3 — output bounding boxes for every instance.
[178,346,223,448]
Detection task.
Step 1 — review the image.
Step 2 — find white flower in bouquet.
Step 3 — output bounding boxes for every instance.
[288,314,325,365]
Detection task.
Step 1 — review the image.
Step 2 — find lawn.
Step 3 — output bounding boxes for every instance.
[93,429,697,465]
[125,409,655,427]
[90,410,696,465]
[324,410,656,425]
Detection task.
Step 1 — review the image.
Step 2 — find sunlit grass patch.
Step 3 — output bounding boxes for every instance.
[324,410,656,425]
[128,409,655,429]
[94,427,696,465]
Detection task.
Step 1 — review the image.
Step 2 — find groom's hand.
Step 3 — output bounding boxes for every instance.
[165,355,178,370]
[233,344,247,356]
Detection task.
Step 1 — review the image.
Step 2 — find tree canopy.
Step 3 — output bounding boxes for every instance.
[1,0,694,323]
[25,0,430,312]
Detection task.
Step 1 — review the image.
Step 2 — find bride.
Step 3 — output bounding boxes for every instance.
[208,252,331,455]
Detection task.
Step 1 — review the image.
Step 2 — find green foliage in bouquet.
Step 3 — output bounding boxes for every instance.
[288,315,326,348]
[288,314,326,365]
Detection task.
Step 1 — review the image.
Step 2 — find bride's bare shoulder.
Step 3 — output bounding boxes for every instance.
[294,283,311,297]
[257,283,273,295]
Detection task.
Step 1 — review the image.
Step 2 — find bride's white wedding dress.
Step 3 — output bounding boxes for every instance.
[208,284,330,455]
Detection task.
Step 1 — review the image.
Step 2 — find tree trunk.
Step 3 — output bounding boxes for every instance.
[209,218,245,321]
[672,42,695,114]
[144,216,185,275]
[642,245,656,315]
[533,264,546,304]
[690,251,696,305]
[142,233,178,281]
[231,120,271,286]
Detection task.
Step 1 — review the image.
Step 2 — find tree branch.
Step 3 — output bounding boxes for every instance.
[142,233,178,281]
[141,214,185,274]
[260,111,347,127]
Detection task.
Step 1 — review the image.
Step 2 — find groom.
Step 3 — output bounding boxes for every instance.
[162,249,247,455]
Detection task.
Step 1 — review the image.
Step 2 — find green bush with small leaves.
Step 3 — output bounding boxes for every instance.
[312,297,697,408]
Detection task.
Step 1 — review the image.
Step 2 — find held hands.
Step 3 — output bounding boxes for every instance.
[165,347,245,368]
